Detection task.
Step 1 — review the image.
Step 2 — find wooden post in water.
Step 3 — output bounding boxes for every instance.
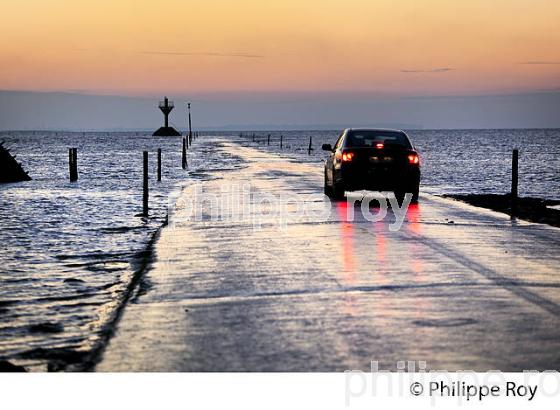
[511,148,518,217]
[143,151,149,216]
[157,148,162,182]
[68,148,73,181]
[252,133,255,143]
[308,136,313,155]
[69,148,78,182]
[267,134,270,145]
[182,138,187,169]
[280,134,283,149]
[187,102,193,145]
[73,148,78,181]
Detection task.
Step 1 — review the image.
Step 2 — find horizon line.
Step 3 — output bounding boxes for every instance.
[2,126,560,133]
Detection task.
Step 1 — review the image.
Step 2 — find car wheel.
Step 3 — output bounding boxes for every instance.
[394,186,419,205]
[394,190,405,206]
[411,185,419,204]
[331,181,345,201]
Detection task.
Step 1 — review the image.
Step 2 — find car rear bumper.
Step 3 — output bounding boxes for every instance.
[337,166,420,191]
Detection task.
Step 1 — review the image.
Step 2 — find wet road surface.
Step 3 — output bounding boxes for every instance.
[97,139,560,371]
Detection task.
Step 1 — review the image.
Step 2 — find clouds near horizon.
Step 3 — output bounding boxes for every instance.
[401,68,455,73]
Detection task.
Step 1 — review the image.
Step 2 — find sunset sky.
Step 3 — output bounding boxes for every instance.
[1,0,559,129]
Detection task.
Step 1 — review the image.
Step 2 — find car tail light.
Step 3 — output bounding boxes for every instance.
[408,153,420,165]
[375,142,384,149]
[342,151,354,162]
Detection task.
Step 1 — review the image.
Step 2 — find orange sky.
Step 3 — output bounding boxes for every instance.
[1,0,559,96]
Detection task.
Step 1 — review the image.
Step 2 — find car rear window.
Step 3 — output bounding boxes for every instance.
[346,130,412,148]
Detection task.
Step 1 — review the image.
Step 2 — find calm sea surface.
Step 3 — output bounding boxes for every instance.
[0,129,558,369]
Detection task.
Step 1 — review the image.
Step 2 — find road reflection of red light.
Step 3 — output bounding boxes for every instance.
[407,203,422,234]
[336,202,356,276]
[335,200,351,222]
[335,201,359,317]
[407,203,427,320]
[406,203,424,275]
[374,222,386,263]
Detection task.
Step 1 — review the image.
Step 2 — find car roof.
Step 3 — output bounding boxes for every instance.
[346,128,405,133]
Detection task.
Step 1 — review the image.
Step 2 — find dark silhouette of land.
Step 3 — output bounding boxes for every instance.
[446,193,560,228]
[0,360,26,372]
[0,141,31,183]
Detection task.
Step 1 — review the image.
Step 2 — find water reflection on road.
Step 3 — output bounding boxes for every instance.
[98,139,560,372]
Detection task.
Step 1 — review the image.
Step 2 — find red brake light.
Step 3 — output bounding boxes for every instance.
[342,152,354,162]
[375,142,384,149]
[408,154,419,165]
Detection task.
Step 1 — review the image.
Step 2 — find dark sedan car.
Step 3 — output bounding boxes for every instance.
[322,128,420,202]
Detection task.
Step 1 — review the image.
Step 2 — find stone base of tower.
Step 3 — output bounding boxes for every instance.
[152,126,181,136]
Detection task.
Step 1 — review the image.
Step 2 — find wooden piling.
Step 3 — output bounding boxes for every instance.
[68,148,73,181]
[187,102,193,144]
[280,134,283,149]
[308,136,313,155]
[252,133,255,143]
[511,148,518,217]
[68,148,74,182]
[157,148,162,182]
[73,148,78,181]
[182,138,187,169]
[143,151,149,216]
[267,134,270,145]
[69,148,78,181]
